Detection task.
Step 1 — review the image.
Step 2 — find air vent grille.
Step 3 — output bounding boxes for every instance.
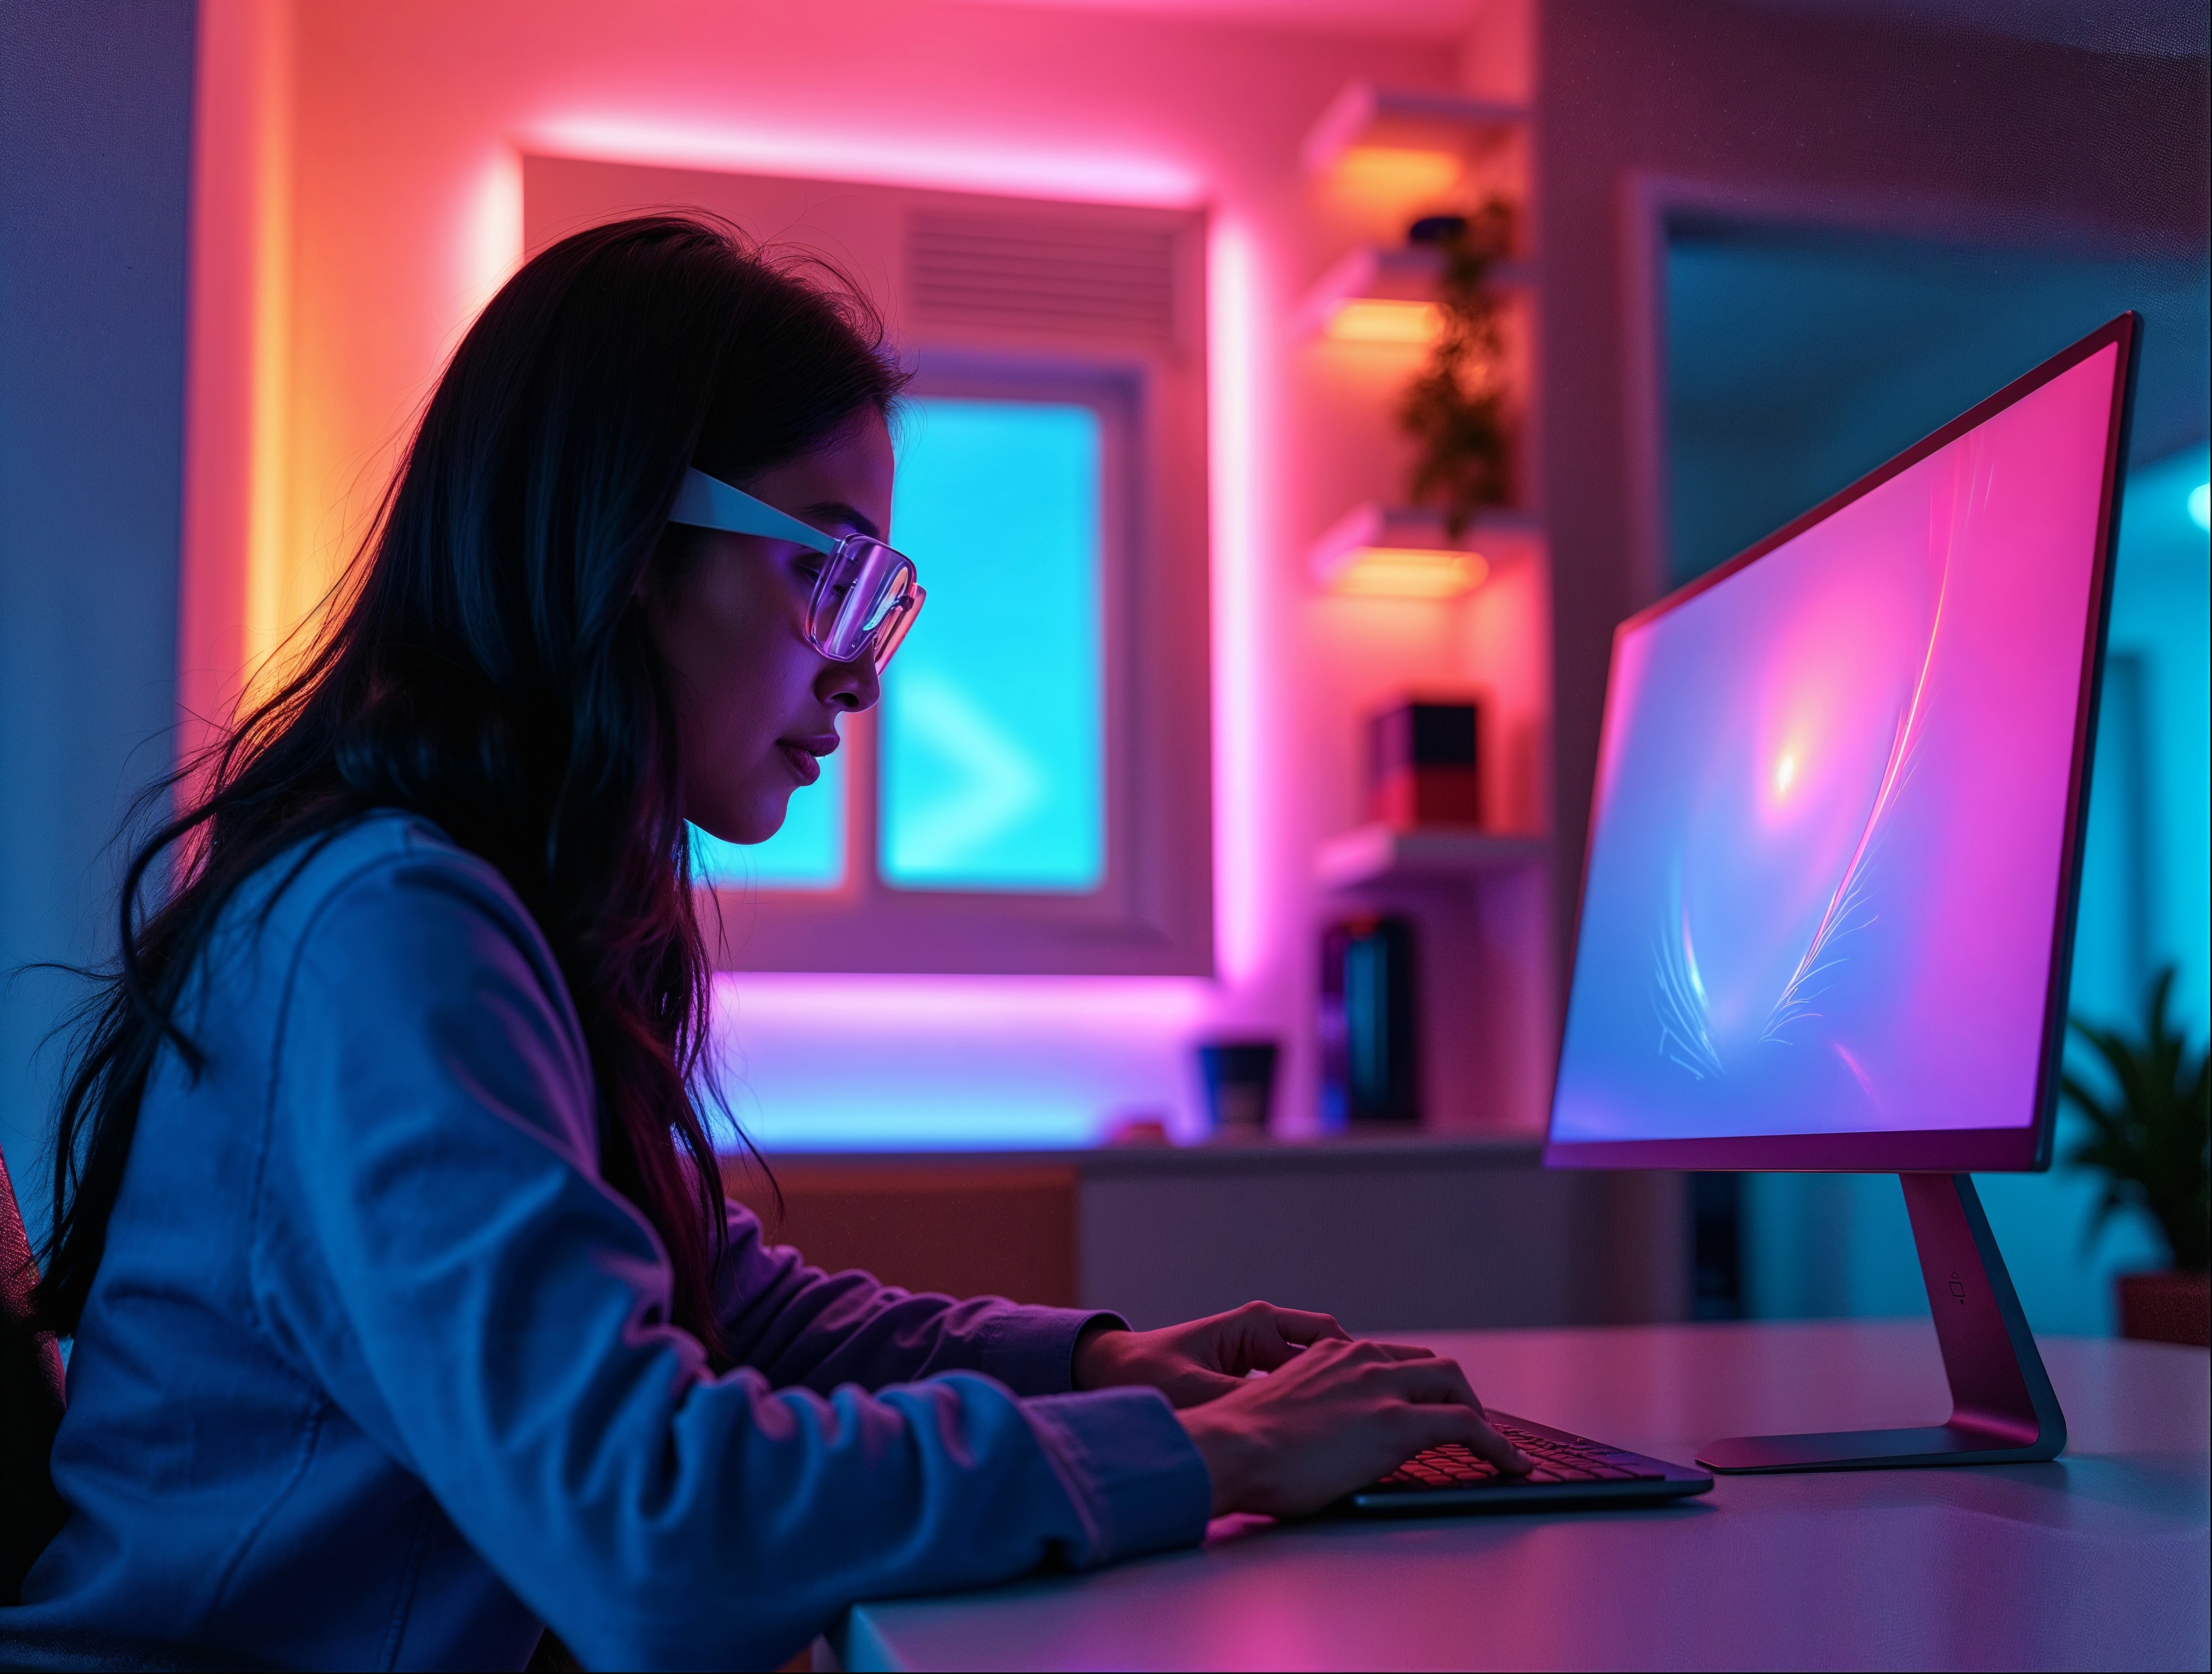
[905,212,1178,344]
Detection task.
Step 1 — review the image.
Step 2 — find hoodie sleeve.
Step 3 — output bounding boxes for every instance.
[253,840,1210,1671]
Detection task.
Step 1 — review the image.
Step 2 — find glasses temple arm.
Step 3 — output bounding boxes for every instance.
[668,468,842,558]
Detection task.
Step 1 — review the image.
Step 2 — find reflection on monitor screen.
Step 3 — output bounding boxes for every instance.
[1552,343,2120,1146]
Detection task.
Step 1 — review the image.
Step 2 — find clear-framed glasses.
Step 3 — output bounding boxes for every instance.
[668,467,925,673]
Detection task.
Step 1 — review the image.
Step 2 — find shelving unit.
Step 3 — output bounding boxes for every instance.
[1296,71,1553,1139]
[1297,76,1540,601]
[1316,823,1550,891]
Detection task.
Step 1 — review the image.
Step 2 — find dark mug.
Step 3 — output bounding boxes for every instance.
[1197,1040,1279,1134]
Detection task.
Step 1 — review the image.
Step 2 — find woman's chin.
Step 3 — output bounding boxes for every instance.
[692,788,793,848]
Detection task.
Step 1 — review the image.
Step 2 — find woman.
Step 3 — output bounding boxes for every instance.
[16,216,1525,1670]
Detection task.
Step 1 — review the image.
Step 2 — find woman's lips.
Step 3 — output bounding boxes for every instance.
[777,741,821,786]
[777,734,838,787]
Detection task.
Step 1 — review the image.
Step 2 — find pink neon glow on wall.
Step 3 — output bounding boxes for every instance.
[456,148,525,314]
[1206,218,1270,988]
[526,117,1205,208]
[1553,346,2118,1142]
[711,973,1214,1148]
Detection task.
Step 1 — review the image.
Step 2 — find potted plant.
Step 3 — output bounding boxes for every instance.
[1398,197,1517,539]
[2062,966,2210,1348]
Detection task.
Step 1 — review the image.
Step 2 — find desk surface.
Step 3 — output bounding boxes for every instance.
[837,1321,2210,1673]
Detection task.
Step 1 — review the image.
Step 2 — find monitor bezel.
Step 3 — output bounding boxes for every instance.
[1545,312,2141,1174]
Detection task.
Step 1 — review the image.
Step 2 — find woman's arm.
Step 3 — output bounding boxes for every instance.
[709,1205,1122,1397]
[257,842,1209,1670]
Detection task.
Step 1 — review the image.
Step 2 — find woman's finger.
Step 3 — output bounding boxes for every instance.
[1221,1304,1350,1372]
[1168,1367,1250,1406]
[1367,1338,1446,1362]
[1362,1354,1489,1411]
[1394,1402,1533,1475]
[1256,1305,1351,1346]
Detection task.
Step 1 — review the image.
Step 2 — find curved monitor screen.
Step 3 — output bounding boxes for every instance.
[1548,331,2127,1170]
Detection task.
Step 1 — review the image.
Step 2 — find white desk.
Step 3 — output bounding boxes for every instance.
[831,1321,2210,1672]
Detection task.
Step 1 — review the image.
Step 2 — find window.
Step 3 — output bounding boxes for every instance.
[532,156,1214,973]
[882,396,1104,893]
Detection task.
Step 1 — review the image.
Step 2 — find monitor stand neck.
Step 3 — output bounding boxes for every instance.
[1698,1173,2067,1473]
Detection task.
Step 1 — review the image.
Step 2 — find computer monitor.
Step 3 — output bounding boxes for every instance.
[1546,314,2139,1472]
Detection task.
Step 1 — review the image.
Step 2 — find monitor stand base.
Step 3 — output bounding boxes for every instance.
[1698,1172,2067,1473]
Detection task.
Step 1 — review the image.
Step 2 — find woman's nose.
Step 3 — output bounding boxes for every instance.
[820,651,881,712]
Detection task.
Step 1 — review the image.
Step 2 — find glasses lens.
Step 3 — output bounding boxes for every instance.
[810,538,921,665]
[868,583,924,673]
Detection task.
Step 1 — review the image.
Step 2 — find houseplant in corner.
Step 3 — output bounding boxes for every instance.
[2062,966,2211,1347]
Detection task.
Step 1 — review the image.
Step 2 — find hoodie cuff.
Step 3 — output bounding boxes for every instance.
[1022,1387,1213,1566]
[978,1305,1129,1396]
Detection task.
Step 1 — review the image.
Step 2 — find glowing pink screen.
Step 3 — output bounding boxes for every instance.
[1552,345,2119,1143]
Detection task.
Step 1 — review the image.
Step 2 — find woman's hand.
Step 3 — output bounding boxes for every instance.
[1070,1302,1358,1407]
[1172,1337,1533,1518]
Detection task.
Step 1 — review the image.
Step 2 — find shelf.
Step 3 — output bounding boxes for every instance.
[1294,243,1537,343]
[1317,823,1550,889]
[1308,502,1544,599]
[1301,82,1529,177]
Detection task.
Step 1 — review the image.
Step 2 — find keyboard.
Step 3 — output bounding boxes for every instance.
[1333,1412,1713,1517]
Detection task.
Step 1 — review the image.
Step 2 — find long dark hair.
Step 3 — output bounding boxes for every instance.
[35,215,907,1355]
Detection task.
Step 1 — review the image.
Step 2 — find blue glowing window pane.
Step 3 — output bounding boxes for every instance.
[689,744,846,890]
[881,397,1104,893]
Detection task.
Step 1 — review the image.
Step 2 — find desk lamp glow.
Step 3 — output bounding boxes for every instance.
[1546,315,2141,1472]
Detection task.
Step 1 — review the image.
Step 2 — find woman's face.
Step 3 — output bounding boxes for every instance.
[648,410,894,844]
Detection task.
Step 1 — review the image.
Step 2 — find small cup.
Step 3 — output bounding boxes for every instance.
[1197,1040,1280,1135]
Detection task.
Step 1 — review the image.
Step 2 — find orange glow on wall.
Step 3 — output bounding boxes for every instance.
[1328,548,1491,598]
[1324,298,1440,344]
[181,0,297,753]
[1329,144,1463,200]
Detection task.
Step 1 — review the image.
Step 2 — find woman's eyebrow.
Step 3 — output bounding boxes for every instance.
[804,500,881,540]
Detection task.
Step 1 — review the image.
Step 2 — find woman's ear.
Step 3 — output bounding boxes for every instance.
[640,523,709,605]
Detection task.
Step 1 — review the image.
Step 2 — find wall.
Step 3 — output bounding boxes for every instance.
[186,0,1568,1145]
[0,0,198,1229]
[1664,232,2209,588]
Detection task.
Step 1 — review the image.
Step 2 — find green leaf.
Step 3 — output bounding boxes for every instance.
[2063,965,2212,1270]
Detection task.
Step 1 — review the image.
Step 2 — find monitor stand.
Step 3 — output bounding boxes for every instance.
[1698,1172,2067,1472]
